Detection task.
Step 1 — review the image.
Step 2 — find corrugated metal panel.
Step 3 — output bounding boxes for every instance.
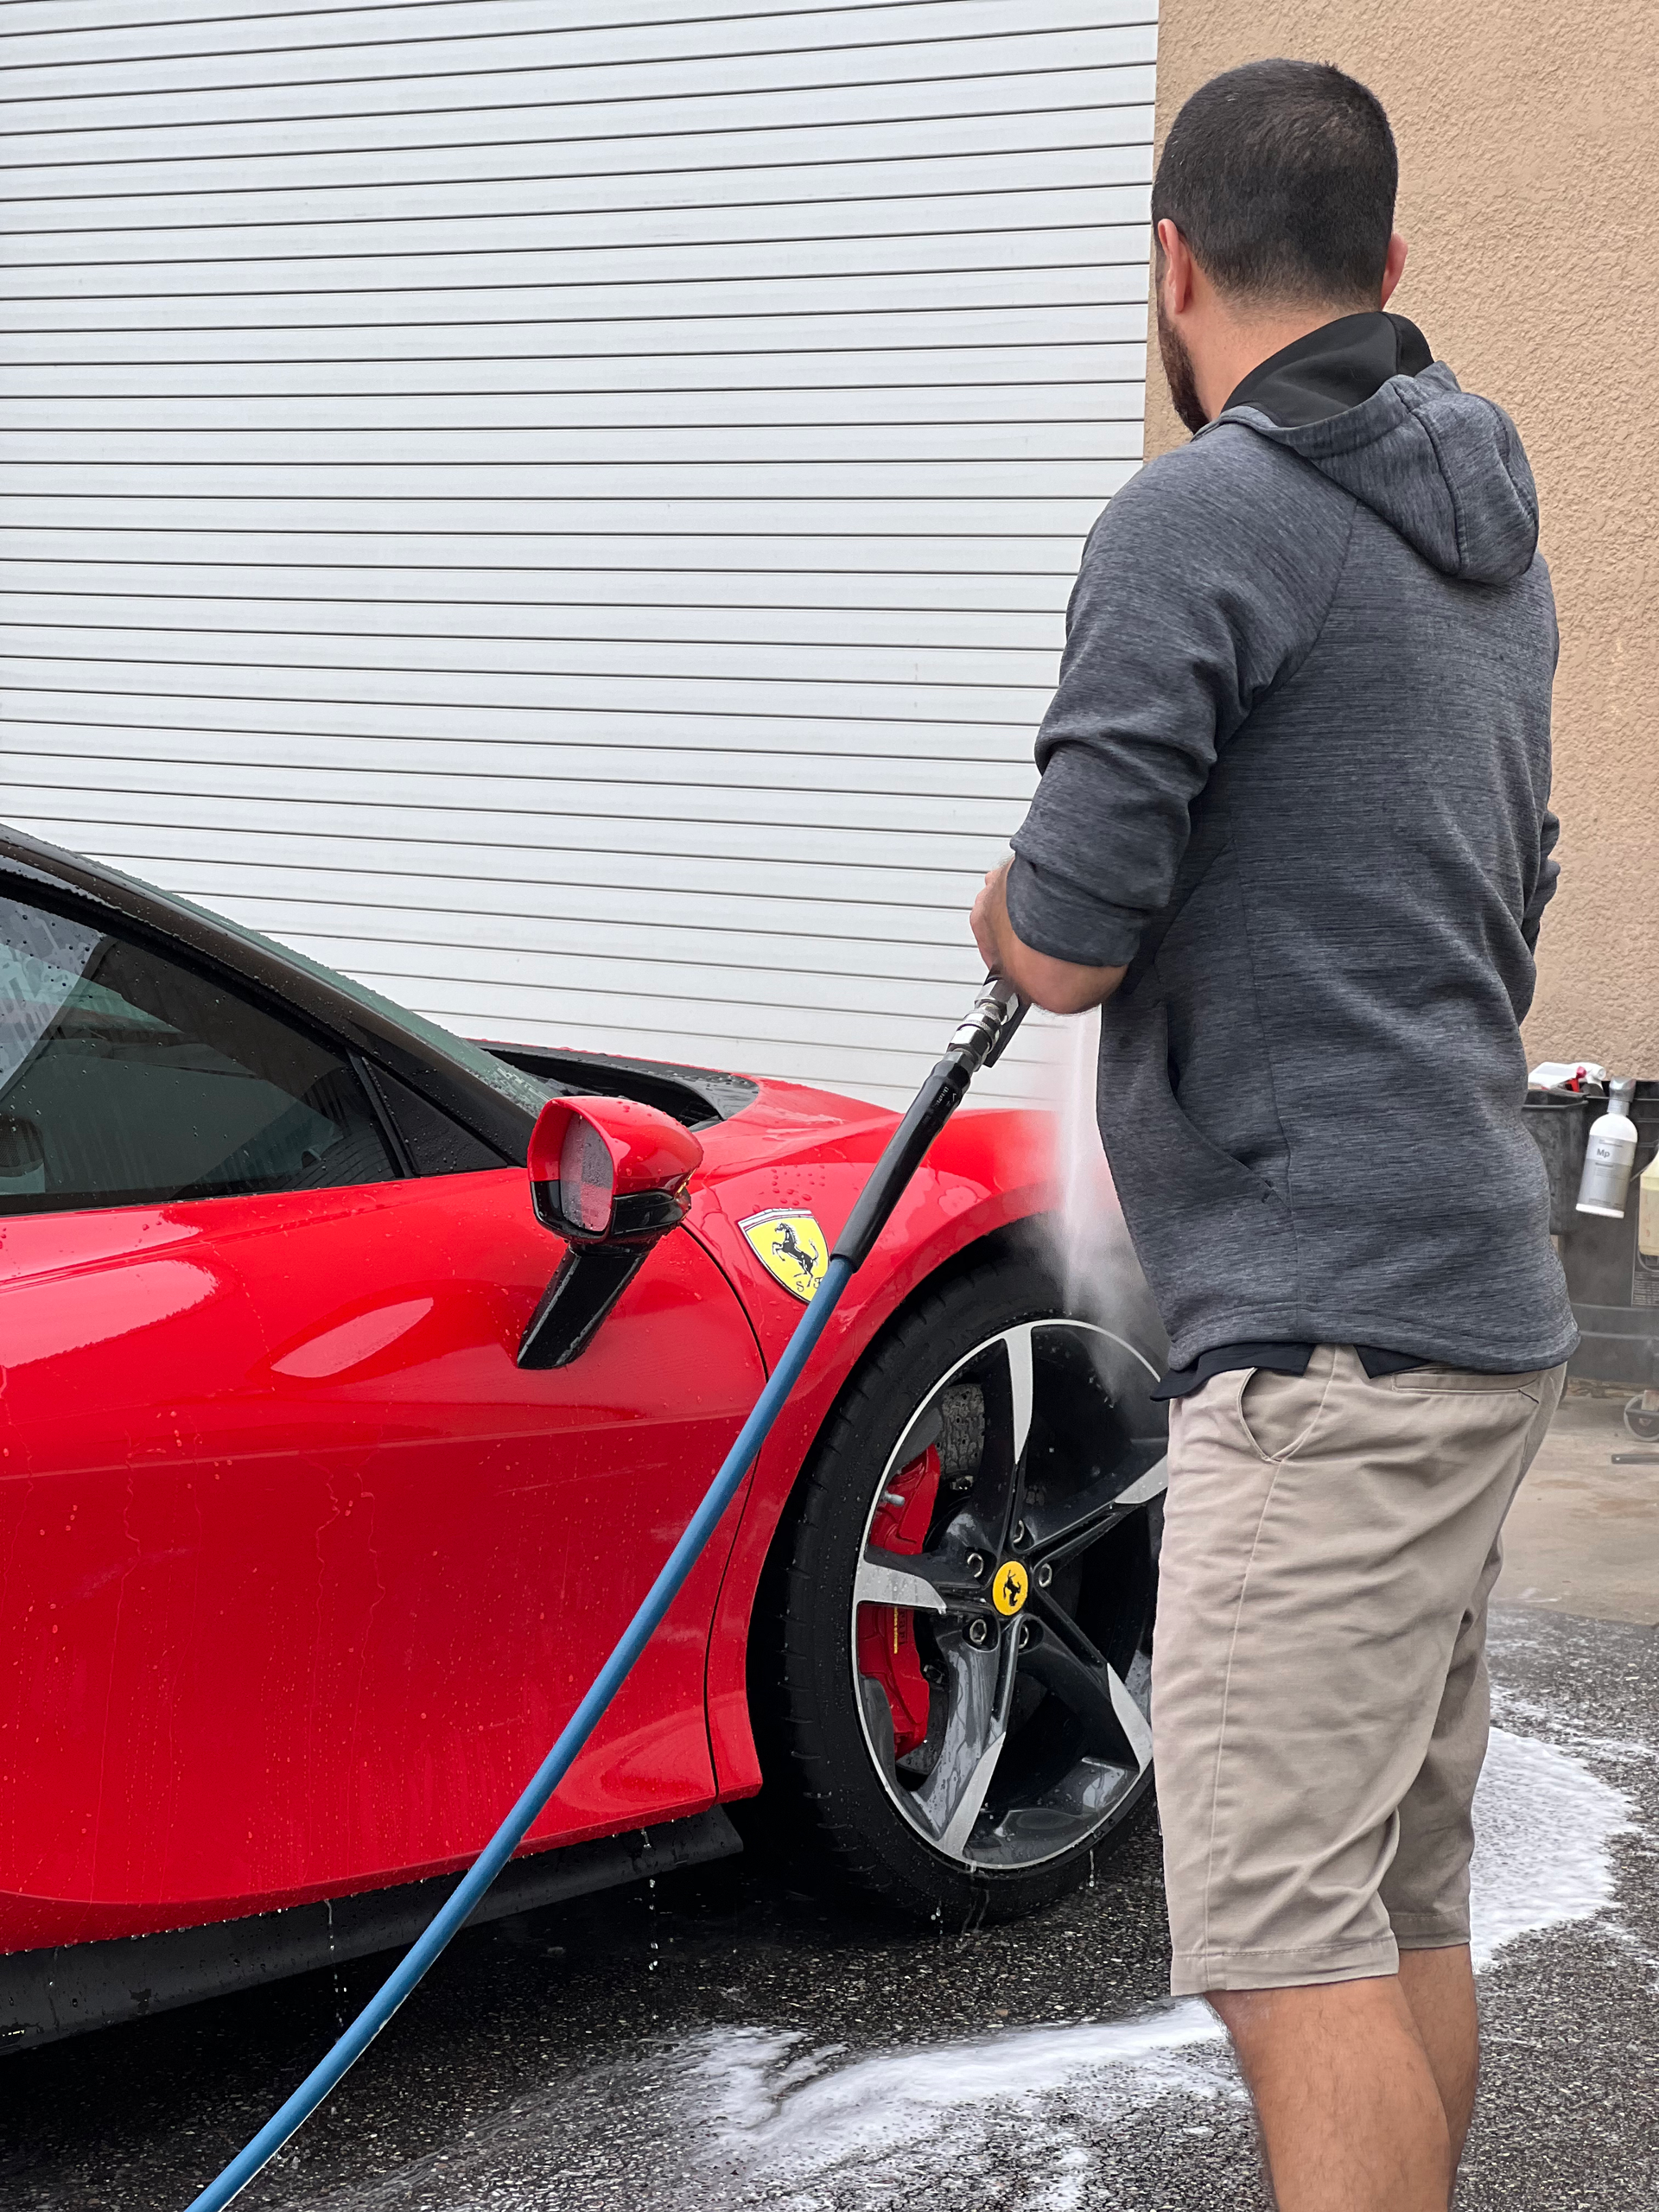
[0,0,1155,1108]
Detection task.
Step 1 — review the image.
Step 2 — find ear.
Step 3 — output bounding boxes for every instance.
[1379,230,1408,308]
[1156,218,1197,317]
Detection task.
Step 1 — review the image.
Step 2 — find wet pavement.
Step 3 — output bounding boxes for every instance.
[1497,1389,1659,1625]
[3,1605,1655,2211]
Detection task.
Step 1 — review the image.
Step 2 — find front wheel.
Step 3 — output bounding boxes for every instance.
[755,1256,1167,1924]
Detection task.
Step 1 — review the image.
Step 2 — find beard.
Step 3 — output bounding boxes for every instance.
[1156,295,1210,435]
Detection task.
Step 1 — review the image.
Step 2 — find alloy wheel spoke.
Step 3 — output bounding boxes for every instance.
[909,1630,1020,1855]
[1000,1321,1036,1552]
[1020,1621,1150,1772]
[1017,1630,1121,1757]
[962,1323,1034,1555]
[1028,1453,1167,1573]
[1031,1586,1111,1669]
[1106,1661,1154,1774]
[855,1552,949,1613]
[1114,1452,1169,1506]
[855,1544,988,1616]
[1006,1322,1036,1464]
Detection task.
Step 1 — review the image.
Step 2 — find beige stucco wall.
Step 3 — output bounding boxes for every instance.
[1145,3,1658,1077]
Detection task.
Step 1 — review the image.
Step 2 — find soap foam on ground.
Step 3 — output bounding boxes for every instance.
[1469,1725,1633,1969]
[685,2006,1233,2211]
[691,1726,1636,2206]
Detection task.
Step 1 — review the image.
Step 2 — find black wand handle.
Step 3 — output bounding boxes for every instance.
[831,975,1028,1272]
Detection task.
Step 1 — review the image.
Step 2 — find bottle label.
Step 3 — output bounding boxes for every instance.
[1587,1136,1636,1168]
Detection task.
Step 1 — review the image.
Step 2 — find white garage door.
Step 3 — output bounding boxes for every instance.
[1,0,1154,1109]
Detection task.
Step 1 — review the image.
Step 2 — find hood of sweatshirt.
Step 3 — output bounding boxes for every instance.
[1207,312,1540,585]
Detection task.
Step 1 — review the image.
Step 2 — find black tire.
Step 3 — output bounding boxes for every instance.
[753,1254,1166,1926]
[1624,1395,1659,1442]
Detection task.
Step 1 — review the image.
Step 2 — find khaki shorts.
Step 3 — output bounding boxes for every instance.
[1152,1344,1565,1996]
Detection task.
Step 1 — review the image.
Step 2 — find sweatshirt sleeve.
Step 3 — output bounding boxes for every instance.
[1007,431,1350,969]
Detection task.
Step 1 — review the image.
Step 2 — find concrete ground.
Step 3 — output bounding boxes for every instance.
[1497,1384,1659,1625]
[3,1390,1656,2211]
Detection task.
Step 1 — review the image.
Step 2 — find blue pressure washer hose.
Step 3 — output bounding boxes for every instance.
[185,975,1027,2210]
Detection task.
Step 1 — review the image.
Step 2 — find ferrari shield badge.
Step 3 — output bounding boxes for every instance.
[741,1211,830,1303]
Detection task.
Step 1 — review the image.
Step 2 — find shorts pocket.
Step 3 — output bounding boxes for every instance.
[1385,1366,1547,1396]
[1237,1363,1331,1461]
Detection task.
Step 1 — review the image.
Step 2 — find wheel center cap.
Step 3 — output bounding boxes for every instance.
[992,1560,1029,1617]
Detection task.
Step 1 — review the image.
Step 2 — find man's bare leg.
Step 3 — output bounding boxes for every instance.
[1209,1978,1454,2212]
[1396,1944,1479,2168]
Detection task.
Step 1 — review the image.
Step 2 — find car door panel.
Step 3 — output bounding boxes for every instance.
[0,1213,270,1945]
[0,1169,766,1948]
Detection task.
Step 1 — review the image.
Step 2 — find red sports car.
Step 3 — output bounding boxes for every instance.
[0,828,1166,2047]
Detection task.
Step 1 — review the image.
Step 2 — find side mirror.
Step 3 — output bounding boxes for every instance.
[526,1093,702,1245]
[517,1096,703,1370]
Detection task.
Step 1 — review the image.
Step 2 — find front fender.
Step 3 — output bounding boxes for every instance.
[690,1105,1058,1796]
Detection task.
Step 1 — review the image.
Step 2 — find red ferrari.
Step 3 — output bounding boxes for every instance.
[0,828,1167,2048]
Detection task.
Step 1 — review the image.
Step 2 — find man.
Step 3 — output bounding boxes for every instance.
[971,59,1574,2212]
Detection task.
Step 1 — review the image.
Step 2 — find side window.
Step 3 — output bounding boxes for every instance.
[0,890,398,1216]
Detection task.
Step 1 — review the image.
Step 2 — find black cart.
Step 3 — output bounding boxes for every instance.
[1526,1077,1659,1438]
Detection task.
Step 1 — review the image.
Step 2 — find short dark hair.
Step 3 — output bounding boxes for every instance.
[1151,60,1398,308]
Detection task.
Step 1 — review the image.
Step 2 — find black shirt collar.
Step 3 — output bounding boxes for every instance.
[1222,311,1433,429]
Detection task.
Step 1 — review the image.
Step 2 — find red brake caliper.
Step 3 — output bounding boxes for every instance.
[855,1445,942,1758]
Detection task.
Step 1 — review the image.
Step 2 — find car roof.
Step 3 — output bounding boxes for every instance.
[0,823,760,1153]
[0,822,544,1160]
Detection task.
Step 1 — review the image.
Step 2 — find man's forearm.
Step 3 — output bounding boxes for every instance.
[969,861,1127,1016]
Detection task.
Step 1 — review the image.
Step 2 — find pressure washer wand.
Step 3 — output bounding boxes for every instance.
[183,974,1026,2212]
[834,971,1028,1266]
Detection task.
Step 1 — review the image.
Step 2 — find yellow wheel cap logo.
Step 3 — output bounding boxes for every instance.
[740,1211,830,1303]
[992,1560,1029,1617]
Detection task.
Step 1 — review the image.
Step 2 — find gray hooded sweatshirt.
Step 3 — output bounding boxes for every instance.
[1007,313,1576,1374]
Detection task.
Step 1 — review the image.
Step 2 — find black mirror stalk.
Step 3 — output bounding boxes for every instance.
[517,1244,649,1370]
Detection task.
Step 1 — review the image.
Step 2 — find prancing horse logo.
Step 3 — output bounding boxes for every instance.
[739,1211,830,1304]
[770,1219,820,1290]
[992,1560,1030,1617]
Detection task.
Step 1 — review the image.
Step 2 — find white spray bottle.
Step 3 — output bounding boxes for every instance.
[1576,1077,1639,1218]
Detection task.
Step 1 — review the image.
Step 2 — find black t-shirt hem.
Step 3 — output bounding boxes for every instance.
[1151,1342,1427,1402]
